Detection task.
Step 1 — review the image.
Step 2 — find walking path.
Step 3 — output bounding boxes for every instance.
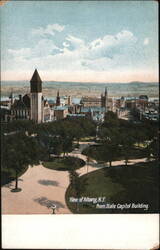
[1,141,147,214]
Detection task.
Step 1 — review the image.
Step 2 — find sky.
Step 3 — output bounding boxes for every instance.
[1,0,158,83]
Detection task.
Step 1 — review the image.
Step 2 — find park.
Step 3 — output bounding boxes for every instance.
[1,113,159,214]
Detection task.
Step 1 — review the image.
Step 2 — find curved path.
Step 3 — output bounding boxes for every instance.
[1,141,147,214]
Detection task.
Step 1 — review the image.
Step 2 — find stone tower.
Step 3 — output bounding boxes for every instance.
[30,69,43,123]
[68,95,72,106]
[56,90,61,106]
[101,87,108,111]
[9,90,14,106]
[105,87,108,108]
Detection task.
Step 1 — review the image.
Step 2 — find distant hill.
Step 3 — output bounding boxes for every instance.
[129,81,158,84]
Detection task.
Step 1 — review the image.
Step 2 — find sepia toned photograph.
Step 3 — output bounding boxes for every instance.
[1,0,159,217]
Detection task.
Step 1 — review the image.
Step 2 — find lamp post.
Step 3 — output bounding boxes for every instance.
[50,204,56,214]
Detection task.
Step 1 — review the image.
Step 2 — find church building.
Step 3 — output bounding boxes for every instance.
[5,69,52,123]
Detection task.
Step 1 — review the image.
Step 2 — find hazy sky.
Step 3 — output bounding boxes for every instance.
[1,1,158,82]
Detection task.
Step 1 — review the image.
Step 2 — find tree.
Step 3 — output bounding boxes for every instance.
[69,169,88,212]
[2,132,46,190]
[146,138,159,161]
[2,120,35,135]
[101,143,120,166]
[119,132,135,166]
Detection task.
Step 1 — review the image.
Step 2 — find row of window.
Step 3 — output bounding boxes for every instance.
[11,109,30,117]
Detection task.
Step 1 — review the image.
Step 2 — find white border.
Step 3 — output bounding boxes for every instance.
[2,214,159,249]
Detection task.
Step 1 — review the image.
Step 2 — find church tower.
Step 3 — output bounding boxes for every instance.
[9,90,14,106]
[56,90,61,106]
[104,87,108,109]
[101,87,108,111]
[68,96,72,106]
[30,69,43,123]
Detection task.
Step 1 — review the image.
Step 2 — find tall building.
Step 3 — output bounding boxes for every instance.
[101,87,108,110]
[9,91,14,106]
[68,96,72,106]
[56,90,61,106]
[30,69,43,123]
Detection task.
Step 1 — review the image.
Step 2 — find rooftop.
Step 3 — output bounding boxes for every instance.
[81,107,106,112]
[30,69,42,83]
[54,106,68,111]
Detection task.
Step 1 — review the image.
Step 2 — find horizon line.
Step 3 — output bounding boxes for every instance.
[1,80,159,84]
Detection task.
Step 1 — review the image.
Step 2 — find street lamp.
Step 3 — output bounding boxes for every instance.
[49,204,57,214]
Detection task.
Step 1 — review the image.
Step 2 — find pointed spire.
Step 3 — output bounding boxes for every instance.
[30,69,42,93]
[9,88,14,98]
[105,87,108,95]
[56,90,60,106]
[9,91,13,99]
[30,69,42,83]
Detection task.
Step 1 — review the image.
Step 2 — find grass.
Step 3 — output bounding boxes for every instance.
[65,161,159,214]
[134,143,147,148]
[43,156,85,171]
[79,136,96,142]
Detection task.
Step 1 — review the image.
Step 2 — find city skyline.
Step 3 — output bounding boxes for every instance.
[1,1,158,82]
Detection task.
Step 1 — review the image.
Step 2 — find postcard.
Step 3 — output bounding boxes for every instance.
[1,0,159,249]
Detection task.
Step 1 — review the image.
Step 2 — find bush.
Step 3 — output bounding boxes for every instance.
[43,156,85,171]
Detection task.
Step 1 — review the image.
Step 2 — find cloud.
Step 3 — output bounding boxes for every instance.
[32,39,59,57]
[5,29,138,74]
[8,39,59,59]
[8,48,31,58]
[63,42,70,48]
[85,30,137,60]
[65,35,85,50]
[143,38,149,46]
[31,23,65,37]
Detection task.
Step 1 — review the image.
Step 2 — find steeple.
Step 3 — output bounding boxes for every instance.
[101,87,108,111]
[105,87,108,96]
[68,95,72,106]
[9,90,14,105]
[30,69,42,93]
[56,90,60,106]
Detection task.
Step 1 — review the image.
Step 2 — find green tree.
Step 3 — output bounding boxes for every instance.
[146,138,159,161]
[62,136,73,156]
[2,133,45,190]
[69,169,88,212]
[101,143,120,166]
[119,132,135,166]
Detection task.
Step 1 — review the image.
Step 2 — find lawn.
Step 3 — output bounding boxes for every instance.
[43,156,85,171]
[134,142,148,148]
[65,161,159,213]
[79,136,96,142]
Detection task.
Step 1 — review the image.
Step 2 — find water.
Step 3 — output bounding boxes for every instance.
[1,81,159,98]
